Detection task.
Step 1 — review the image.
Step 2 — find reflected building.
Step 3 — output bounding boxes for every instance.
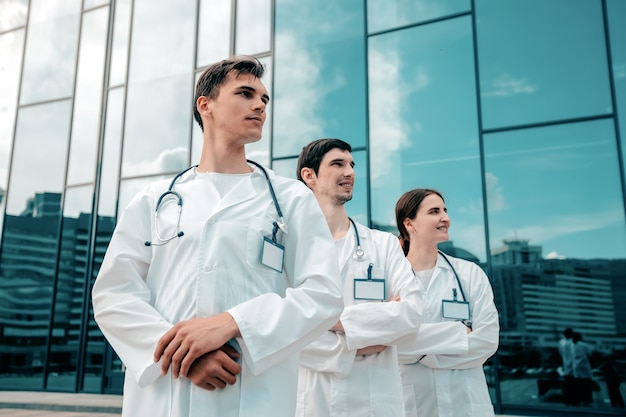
[0,0,625,415]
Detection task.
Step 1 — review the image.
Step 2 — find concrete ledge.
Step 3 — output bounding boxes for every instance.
[0,391,122,414]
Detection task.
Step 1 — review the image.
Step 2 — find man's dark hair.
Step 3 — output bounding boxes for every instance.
[564,328,574,339]
[193,56,265,131]
[296,138,352,183]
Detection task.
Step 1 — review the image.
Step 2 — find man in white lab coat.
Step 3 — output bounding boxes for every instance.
[92,57,344,417]
[295,138,422,417]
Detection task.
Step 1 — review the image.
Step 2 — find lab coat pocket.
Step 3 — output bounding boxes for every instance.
[245,216,284,276]
[368,364,404,416]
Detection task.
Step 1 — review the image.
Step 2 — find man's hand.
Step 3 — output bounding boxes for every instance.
[154,312,241,378]
[356,345,386,356]
[187,344,242,391]
[330,320,344,334]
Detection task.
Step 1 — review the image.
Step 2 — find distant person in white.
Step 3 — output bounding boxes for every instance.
[295,138,422,417]
[395,188,500,417]
[92,56,343,417]
[558,327,575,405]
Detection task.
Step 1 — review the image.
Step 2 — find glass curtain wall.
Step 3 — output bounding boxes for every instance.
[0,0,273,394]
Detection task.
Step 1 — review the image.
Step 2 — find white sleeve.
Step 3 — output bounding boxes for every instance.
[228,189,344,376]
[92,188,172,387]
[419,263,499,370]
[341,234,421,351]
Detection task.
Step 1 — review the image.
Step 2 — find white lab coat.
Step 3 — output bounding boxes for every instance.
[399,254,499,417]
[92,166,344,417]
[296,220,422,417]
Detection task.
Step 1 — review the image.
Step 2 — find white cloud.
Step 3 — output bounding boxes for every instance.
[482,73,537,97]
[484,172,507,212]
[545,251,566,260]
[122,146,188,177]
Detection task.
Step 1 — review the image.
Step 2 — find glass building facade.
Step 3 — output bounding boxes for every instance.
[0,0,624,415]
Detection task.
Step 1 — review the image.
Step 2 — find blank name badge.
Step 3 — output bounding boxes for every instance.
[441,299,470,320]
[354,278,386,301]
[261,237,284,273]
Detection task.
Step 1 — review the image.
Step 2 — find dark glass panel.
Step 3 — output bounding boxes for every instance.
[476,0,612,130]
[66,7,109,186]
[0,100,71,389]
[367,0,470,33]
[485,120,626,410]
[19,0,81,104]
[197,0,231,68]
[235,0,271,56]
[46,185,93,391]
[608,0,626,182]
[368,16,486,260]
[273,0,366,157]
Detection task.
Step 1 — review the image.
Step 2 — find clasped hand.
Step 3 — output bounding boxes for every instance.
[153,312,241,389]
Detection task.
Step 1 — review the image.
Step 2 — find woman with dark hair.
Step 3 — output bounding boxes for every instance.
[395,188,500,417]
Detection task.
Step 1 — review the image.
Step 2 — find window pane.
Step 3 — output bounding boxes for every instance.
[46,184,93,391]
[122,0,195,177]
[485,120,626,409]
[6,101,72,216]
[98,88,124,217]
[235,0,271,55]
[273,0,366,157]
[0,28,25,235]
[0,100,70,388]
[66,7,108,186]
[476,0,612,130]
[84,0,108,8]
[108,0,131,86]
[197,0,231,68]
[20,0,81,104]
[0,0,28,31]
[608,0,626,180]
[367,0,470,33]
[369,16,486,260]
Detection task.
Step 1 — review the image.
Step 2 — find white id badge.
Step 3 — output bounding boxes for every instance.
[354,278,386,301]
[261,237,284,273]
[441,299,470,320]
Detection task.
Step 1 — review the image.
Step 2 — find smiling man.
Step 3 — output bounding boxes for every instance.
[92,57,344,417]
[295,138,423,417]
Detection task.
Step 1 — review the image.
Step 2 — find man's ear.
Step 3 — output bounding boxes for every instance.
[196,96,211,117]
[300,167,316,187]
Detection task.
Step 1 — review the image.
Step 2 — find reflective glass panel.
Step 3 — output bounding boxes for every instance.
[476,0,612,130]
[273,0,366,157]
[369,16,485,260]
[485,119,626,410]
[197,0,231,68]
[108,0,131,86]
[6,100,72,216]
[122,0,195,177]
[235,0,271,55]
[0,0,28,31]
[367,0,470,34]
[98,88,124,217]
[66,7,108,186]
[0,100,70,389]
[20,0,81,104]
[608,0,626,179]
[271,150,368,224]
[0,28,25,235]
[46,184,93,391]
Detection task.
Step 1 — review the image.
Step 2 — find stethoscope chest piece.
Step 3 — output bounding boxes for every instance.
[353,246,366,261]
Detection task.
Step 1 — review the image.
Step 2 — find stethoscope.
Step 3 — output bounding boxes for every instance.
[348,217,366,261]
[145,160,286,247]
[438,249,467,302]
